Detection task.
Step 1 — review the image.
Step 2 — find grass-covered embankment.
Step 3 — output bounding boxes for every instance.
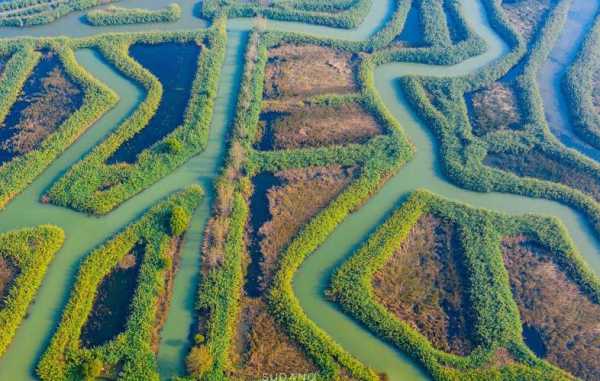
[0,225,64,359]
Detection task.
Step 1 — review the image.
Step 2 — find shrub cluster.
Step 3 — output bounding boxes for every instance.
[37,186,202,381]
[85,3,182,26]
[0,225,64,358]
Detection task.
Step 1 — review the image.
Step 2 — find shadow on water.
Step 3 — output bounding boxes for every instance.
[397,1,424,47]
[245,173,283,297]
[107,41,201,164]
[80,242,146,348]
[522,324,547,358]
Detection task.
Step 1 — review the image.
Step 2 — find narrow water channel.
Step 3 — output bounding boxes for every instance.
[0,0,599,380]
[538,0,600,161]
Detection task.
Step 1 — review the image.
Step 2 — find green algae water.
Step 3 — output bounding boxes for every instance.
[0,0,599,380]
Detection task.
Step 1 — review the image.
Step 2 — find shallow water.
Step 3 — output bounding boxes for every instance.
[0,0,598,380]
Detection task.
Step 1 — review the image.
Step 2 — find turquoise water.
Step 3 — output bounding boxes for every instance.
[0,0,598,380]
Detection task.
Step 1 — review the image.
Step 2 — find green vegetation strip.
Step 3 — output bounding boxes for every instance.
[85,3,182,26]
[46,23,227,214]
[0,225,64,358]
[37,186,202,381]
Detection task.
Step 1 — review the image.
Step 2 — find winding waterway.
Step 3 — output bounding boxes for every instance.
[0,0,599,380]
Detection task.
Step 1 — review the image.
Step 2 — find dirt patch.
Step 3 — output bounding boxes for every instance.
[246,165,356,296]
[483,149,600,202]
[372,214,474,356]
[502,0,555,42]
[0,256,19,309]
[0,51,82,165]
[230,297,317,380]
[80,242,145,348]
[264,44,358,100]
[466,82,522,136]
[501,235,600,380]
[257,101,382,150]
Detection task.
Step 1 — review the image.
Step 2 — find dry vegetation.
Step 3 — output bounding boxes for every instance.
[258,101,382,150]
[264,44,358,99]
[230,297,318,380]
[372,214,474,356]
[0,52,82,163]
[0,53,82,155]
[0,256,19,308]
[483,150,600,202]
[467,82,522,136]
[501,235,600,381]
[501,0,555,42]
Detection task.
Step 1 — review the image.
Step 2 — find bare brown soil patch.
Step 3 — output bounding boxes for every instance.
[0,256,19,308]
[483,149,600,202]
[257,101,382,150]
[501,235,600,380]
[264,44,358,99]
[0,52,82,164]
[502,0,555,42]
[230,297,317,380]
[467,82,522,136]
[372,214,474,356]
